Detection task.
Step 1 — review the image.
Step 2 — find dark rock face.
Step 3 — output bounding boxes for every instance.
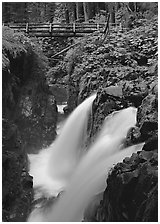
[2,119,33,222]
[94,149,158,222]
[18,93,58,154]
[137,90,158,142]
[90,87,124,141]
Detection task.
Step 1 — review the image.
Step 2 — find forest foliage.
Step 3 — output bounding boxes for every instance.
[3,2,158,24]
[50,13,157,105]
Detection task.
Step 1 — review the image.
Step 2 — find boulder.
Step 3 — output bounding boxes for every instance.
[94,148,158,222]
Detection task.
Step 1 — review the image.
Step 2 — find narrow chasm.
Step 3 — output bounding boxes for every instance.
[2,2,158,222]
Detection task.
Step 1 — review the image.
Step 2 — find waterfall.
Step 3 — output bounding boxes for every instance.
[28,94,96,199]
[47,94,96,183]
[28,95,144,222]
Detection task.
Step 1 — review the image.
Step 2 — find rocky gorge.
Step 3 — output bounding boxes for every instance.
[2,11,158,222]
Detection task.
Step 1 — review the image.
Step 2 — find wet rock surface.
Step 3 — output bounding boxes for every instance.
[2,119,33,222]
[93,149,158,222]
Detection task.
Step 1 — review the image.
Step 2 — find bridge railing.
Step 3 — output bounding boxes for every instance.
[4,22,126,37]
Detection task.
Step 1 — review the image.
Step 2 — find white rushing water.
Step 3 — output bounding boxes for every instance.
[56,102,67,135]
[28,94,144,222]
[57,102,67,114]
[28,94,96,199]
[47,94,96,184]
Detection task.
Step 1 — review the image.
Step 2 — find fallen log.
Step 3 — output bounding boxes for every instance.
[51,42,81,58]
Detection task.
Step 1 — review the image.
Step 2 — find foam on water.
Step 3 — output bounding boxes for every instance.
[57,102,67,114]
[28,95,144,222]
[47,94,96,183]
[28,148,63,199]
[28,94,96,199]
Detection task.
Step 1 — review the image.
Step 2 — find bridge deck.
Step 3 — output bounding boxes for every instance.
[4,22,108,37]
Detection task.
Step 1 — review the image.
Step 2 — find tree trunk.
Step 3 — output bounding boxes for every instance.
[73,3,77,21]
[76,2,79,20]
[87,2,94,19]
[108,3,115,24]
[134,2,137,12]
[83,2,89,22]
[65,9,69,23]
[129,2,135,12]
[65,4,70,24]
[110,11,115,24]
[2,3,11,23]
[94,2,99,15]
[76,2,84,21]
[115,2,121,12]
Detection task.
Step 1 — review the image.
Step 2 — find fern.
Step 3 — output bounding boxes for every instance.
[2,27,27,60]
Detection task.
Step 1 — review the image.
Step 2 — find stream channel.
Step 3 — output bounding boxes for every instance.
[56,102,67,135]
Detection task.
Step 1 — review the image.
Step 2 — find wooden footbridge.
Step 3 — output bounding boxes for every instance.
[5,22,109,37]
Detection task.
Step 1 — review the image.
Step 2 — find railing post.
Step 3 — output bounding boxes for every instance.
[73,22,76,34]
[49,23,52,34]
[26,23,29,33]
[97,23,99,31]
